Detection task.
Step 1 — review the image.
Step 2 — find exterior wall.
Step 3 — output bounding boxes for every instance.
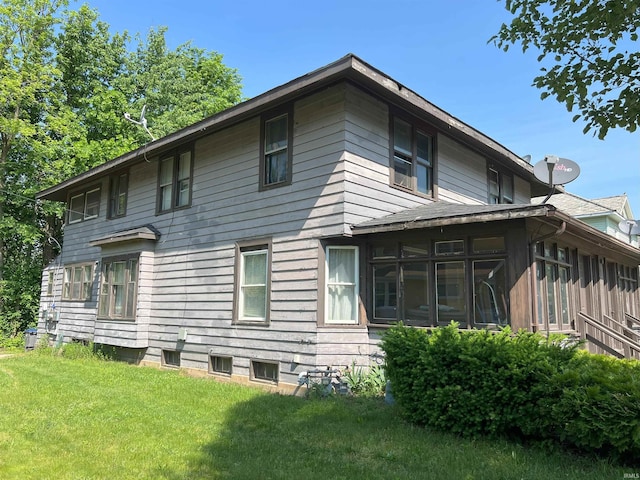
[37,80,546,390]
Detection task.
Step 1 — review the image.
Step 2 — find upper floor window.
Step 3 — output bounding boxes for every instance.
[488,167,514,204]
[68,187,100,224]
[158,146,193,213]
[62,264,93,301]
[260,109,292,189]
[108,172,128,219]
[98,255,139,320]
[234,240,272,323]
[391,116,434,196]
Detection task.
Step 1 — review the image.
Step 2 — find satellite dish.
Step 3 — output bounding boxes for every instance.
[618,219,640,237]
[533,156,581,185]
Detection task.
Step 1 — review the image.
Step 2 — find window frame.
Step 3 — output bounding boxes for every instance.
[62,263,94,301]
[250,360,279,384]
[97,254,140,321]
[209,355,233,376]
[67,186,101,224]
[325,246,360,325]
[487,165,514,204]
[108,170,129,219]
[162,350,180,368]
[534,242,573,330]
[389,112,436,198]
[233,239,272,325]
[260,106,293,191]
[156,144,194,214]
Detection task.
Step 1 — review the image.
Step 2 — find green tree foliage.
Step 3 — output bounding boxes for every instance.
[492,0,640,139]
[0,0,243,338]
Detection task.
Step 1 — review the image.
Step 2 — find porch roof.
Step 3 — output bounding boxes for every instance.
[351,202,553,234]
[351,201,640,263]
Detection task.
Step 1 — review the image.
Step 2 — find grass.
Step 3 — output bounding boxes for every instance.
[0,352,631,480]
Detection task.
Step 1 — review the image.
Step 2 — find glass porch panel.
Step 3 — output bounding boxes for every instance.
[373,264,397,319]
[435,261,466,323]
[536,261,545,325]
[559,266,570,325]
[402,263,429,323]
[546,263,558,324]
[473,260,508,325]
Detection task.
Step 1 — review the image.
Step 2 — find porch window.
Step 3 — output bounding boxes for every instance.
[473,259,507,325]
[535,242,572,330]
[261,108,292,189]
[158,147,192,213]
[326,246,359,324]
[235,240,271,323]
[62,264,93,301]
[98,256,139,320]
[68,187,101,224]
[108,172,128,218]
[436,262,466,324]
[391,116,434,196]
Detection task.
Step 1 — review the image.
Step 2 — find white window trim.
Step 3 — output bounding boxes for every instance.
[325,246,359,325]
[239,248,268,322]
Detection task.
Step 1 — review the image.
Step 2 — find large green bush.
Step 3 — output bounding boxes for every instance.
[381,323,640,464]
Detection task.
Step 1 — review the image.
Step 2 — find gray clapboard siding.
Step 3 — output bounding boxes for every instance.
[437,133,488,204]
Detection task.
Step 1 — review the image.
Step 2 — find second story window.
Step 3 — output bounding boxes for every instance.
[260,109,292,189]
[108,172,128,219]
[391,116,434,196]
[488,167,514,204]
[158,147,193,213]
[68,187,101,224]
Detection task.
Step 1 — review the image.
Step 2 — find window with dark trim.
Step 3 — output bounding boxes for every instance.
[251,360,279,383]
[62,264,93,301]
[390,115,435,196]
[535,242,571,329]
[488,166,514,204]
[209,355,232,375]
[108,171,128,218]
[162,350,180,367]
[260,108,293,189]
[234,240,272,324]
[98,255,139,320]
[68,187,101,224]
[158,146,193,213]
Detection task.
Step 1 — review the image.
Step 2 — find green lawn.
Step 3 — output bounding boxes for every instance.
[0,353,629,480]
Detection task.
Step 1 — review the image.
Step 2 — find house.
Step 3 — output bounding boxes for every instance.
[37,54,640,392]
[532,192,639,248]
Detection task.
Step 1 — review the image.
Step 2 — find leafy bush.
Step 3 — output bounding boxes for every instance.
[381,323,640,465]
[0,333,25,350]
[342,361,386,397]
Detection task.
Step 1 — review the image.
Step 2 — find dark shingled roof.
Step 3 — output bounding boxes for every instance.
[352,201,555,234]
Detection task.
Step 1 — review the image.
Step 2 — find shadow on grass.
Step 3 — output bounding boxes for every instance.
[157,392,621,480]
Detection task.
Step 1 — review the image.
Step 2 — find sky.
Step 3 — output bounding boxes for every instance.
[83,0,639,217]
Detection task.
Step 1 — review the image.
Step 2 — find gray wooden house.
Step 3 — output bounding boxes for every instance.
[37,54,640,392]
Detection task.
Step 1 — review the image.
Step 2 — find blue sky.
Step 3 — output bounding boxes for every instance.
[83,0,639,216]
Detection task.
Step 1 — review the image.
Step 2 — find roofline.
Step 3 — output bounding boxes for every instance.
[352,204,640,262]
[37,53,547,202]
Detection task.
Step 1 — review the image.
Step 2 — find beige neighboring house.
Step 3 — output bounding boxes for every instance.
[533,193,639,248]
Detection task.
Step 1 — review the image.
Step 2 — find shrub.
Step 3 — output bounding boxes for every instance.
[381,323,640,465]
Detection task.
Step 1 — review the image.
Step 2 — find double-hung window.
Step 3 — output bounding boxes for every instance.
[391,116,434,196]
[98,256,139,320]
[325,246,359,325]
[62,264,93,301]
[108,172,128,218]
[488,167,514,204]
[235,241,271,323]
[68,187,101,224]
[158,146,193,213]
[535,242,571,330]
[261,109,292,189]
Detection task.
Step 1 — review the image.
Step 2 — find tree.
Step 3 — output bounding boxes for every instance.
[492,0,640,139]
[0,1,243,338]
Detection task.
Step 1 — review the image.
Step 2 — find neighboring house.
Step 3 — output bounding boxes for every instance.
[533,192,639,247]
[37,54,640,392]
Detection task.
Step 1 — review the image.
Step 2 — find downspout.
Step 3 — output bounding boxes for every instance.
[530,221,567,335]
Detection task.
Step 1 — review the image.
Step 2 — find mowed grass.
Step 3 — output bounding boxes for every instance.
[0,353,628,480]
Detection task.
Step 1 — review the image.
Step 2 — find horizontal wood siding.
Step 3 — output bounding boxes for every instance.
[437,134,487,204]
